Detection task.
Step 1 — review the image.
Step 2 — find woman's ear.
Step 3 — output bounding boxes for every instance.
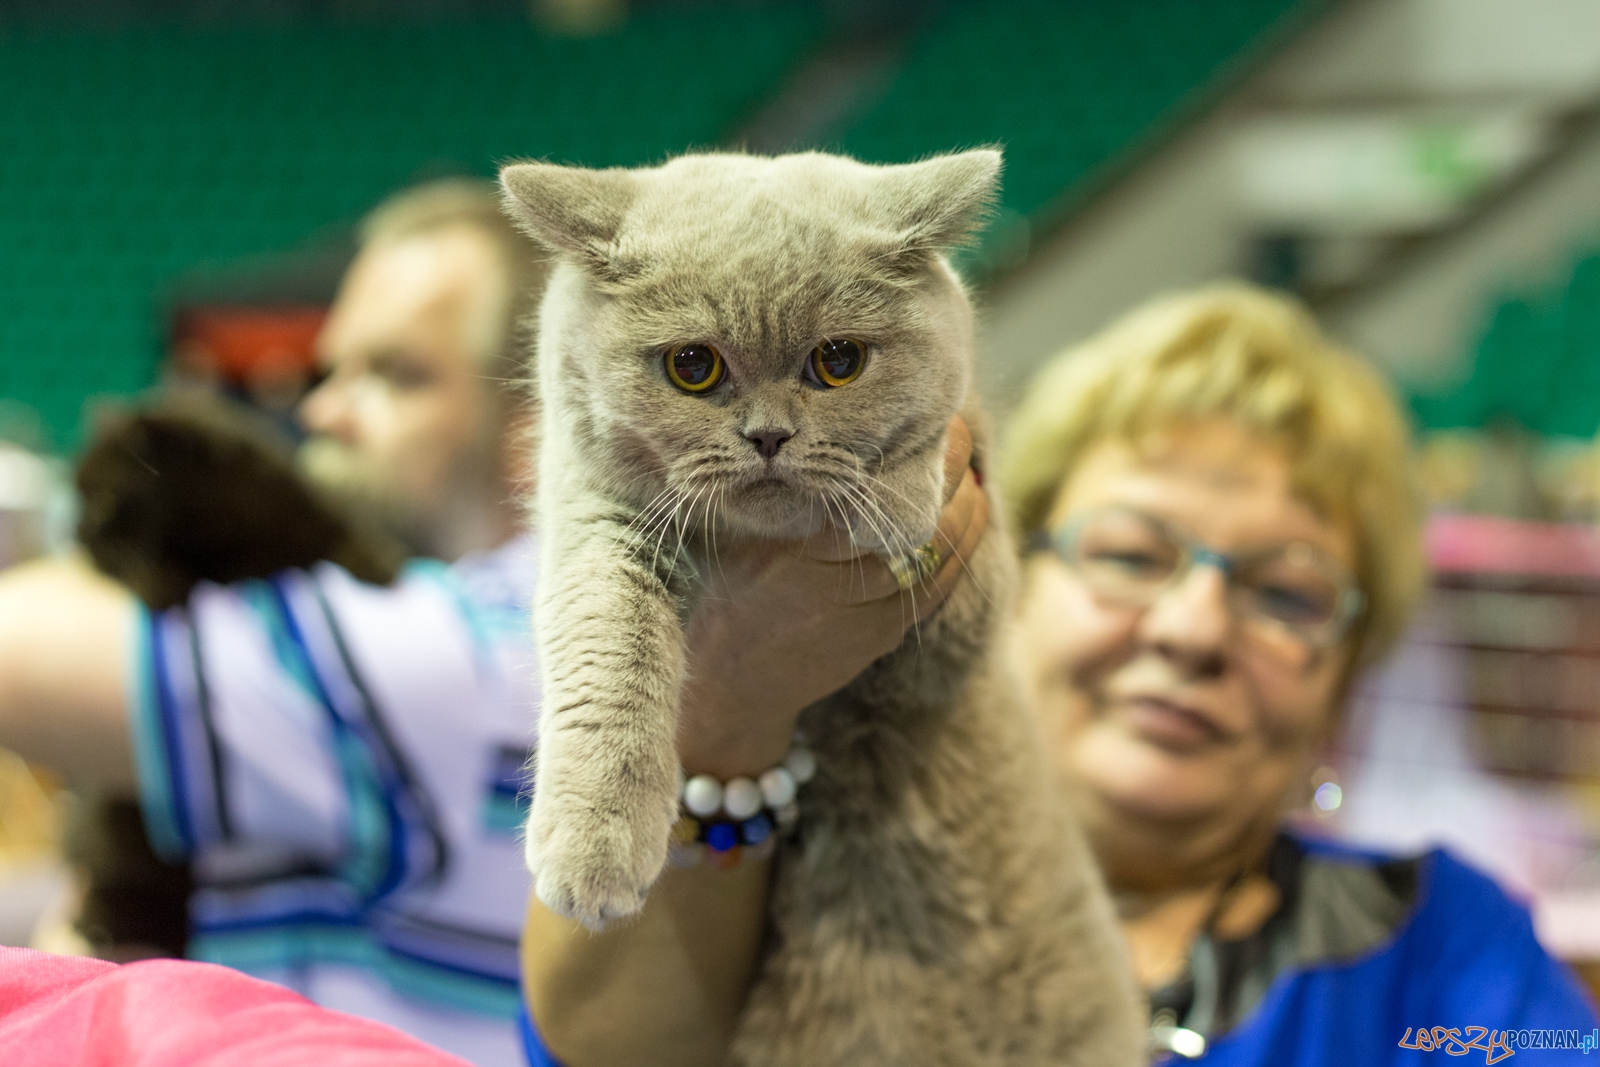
[499,161,638,282]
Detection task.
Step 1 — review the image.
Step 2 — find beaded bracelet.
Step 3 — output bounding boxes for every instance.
[668,738,816,869]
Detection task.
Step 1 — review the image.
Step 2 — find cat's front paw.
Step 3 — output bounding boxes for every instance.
[524,802,668,929]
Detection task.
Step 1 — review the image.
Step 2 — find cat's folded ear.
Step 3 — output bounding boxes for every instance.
[499,161,639,282]
[876,148,1003,268]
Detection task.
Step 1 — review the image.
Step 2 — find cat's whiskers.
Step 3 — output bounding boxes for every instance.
[860,469,992,607]
[820,437,888,479]
[817,488,868,601]
[691,480,718,570]
[643,486,692,547]
[707,482,730,587]
[621,485,683,557]
[636,475,706,580]
[828,478,897,570]
[839,480,922,648]
[788,462,866,598]
[619,488,684,584]
[643,495,686,579]
[833,456,913,555]
[861,440,887,473]
[645,499,683,577]
[819,489,857,601]
[668,481,712,577]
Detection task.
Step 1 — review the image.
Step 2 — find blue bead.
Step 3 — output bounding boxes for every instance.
[740,814,772,845]
[705,821,739,852]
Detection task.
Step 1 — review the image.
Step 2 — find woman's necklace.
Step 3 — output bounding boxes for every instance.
[1144,866,1257,1061]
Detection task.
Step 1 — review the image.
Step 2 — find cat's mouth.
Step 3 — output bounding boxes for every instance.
[699,470,824,539]
[730,475,805,514]
[708,466,929,548]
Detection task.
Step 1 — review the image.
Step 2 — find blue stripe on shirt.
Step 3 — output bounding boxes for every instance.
[304,578,450,889]
[264,577,404,901]
[148,611,197,853]
[128,608,192,862]
[192,922,523,1018]
[189,877,524,998]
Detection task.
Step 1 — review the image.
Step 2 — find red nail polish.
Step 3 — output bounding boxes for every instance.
[971,462,984,487]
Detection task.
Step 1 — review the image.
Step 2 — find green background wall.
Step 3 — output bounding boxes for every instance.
[0,0,1306,450]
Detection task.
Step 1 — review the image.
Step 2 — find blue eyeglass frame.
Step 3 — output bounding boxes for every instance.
[1027,509,1367,649]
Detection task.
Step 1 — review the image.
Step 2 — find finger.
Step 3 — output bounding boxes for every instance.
[941,415,973,505]
[913,474,988,621]
[844,477,988,639]
[828,553,902,606]
[930,460,983,559]
[798,519,865,565]
[799,416,978,605]
[835,465,989,617]
[822,459,988,605]
[803,417,971,565]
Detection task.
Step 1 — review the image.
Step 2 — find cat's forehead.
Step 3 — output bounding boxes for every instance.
[645,153,879,213]
[619,154,893,261]
[602,154,913,338]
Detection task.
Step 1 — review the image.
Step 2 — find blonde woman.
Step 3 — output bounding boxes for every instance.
[520,285,1596,1066]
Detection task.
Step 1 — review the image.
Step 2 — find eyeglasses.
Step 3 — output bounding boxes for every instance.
[1032,507,1365,652]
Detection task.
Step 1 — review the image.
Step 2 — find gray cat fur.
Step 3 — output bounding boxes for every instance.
[500,150,1144,1065]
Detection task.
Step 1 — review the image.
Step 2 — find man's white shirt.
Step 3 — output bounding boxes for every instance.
[129,535,539,1066]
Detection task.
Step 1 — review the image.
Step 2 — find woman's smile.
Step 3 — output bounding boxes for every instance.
[1114,692,1233,750]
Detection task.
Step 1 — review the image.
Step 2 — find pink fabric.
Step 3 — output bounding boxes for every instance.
[0,947,474,1066]
[1428,512,1600,578]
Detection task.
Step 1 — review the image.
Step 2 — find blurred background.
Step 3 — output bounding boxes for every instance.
[2,0,1599,985]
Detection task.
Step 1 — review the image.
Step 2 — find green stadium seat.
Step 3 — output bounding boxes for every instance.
[0,7,824,447]
[1412,249,1600,439]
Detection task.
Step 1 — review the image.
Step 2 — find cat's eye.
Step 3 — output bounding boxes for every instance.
[665,343,725,393]
[808,338,865,388]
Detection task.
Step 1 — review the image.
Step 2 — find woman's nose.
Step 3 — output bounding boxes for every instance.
[1137,563,1232,676]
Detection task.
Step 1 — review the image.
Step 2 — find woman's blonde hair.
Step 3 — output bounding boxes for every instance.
[1001,282,1426,668]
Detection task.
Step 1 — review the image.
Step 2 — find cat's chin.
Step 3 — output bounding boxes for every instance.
[716,492,936,555]
[716,496,822,541]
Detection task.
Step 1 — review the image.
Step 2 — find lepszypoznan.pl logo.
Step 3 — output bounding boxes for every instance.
[1399,1027,1600,1061]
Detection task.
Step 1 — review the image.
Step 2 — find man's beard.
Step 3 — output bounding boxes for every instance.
[296,436,430,555]
[296,432,506,560]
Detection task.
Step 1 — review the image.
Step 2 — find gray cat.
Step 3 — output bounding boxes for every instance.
[500,150,1143,1064]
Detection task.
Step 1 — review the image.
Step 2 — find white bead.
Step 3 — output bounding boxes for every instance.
[723,777,763,820]
[759,766,796,808]
[784,747,816,785]
[683,775,723,818]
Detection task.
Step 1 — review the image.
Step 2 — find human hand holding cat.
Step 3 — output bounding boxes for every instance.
[677,415,988,779]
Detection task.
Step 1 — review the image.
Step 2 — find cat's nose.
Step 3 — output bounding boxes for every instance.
[743,428,793,460]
